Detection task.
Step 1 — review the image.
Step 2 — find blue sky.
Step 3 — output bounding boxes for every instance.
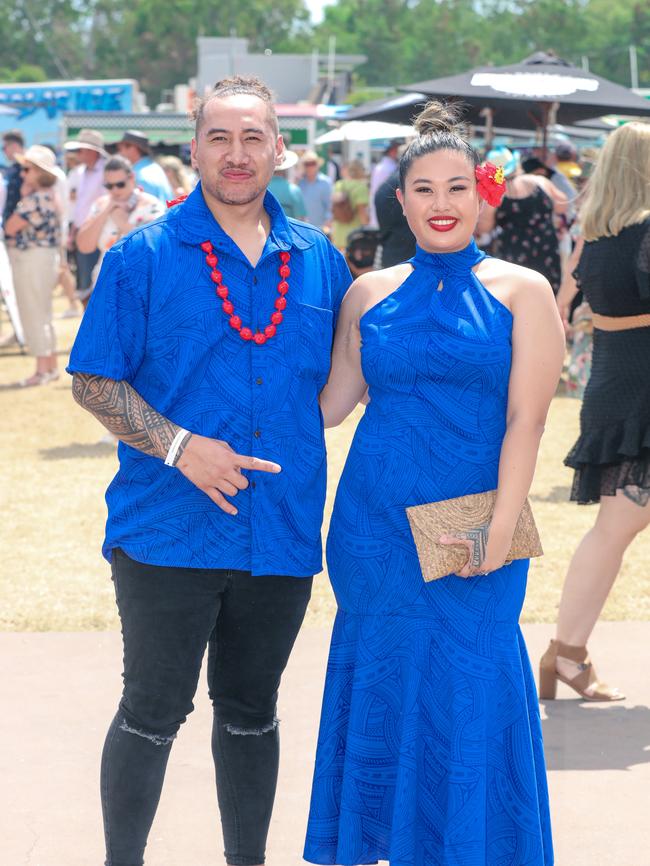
[305,0,335,23]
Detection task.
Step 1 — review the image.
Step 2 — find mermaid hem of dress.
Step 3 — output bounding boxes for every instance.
[303,608,554,866]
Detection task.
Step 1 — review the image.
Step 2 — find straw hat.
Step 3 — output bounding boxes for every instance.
[276,150,299,171]
[64,128,107,156]
[300,150,324,168]
[16,145,60,178]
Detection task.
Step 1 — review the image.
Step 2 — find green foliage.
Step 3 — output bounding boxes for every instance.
[313,0,650,90]
[0,0,647,102]
[0,64,48,83]
[345,87,397,106]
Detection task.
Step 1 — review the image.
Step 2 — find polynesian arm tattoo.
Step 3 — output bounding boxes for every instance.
[457,522,491,569]
[72,373,191,465]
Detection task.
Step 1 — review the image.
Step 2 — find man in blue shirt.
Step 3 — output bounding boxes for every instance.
[69,76,351,866]
[117,130,172,203]
[298,150,332,230]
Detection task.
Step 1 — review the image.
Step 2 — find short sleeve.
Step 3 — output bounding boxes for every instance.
[327,241,353,322]
[571,262,582,290]
[635,221,650,298]
[66,242,149,382]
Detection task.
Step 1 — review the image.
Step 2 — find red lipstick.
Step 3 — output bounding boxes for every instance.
[428,216,458,233]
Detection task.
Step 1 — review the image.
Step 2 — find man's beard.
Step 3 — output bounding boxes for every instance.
[206,175,267,207]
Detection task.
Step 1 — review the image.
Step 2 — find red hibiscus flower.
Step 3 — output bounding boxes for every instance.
[475,162,506,207]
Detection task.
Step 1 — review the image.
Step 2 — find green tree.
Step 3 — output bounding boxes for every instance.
[0,64,48,83]
[578,0,650,86]
[91,0,312,103]
[318,0,418,86]
[0,0,647,104]
[1,1,88,79]
[0,0,312,103]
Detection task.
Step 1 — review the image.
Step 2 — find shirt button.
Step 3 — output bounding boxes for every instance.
[251,481,257,489]
[253,276,258,285]
[255,377,263,385]
[254,429,261,438]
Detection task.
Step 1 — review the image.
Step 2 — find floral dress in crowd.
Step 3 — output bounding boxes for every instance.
[492,185,562,294]
[562,301,593,399]
[89,191,165,285]
[11,189,61,250]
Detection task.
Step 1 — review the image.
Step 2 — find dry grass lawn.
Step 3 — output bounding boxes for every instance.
[2,299,649,631]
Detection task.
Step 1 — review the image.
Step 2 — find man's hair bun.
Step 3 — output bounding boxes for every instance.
[413,100,464,137]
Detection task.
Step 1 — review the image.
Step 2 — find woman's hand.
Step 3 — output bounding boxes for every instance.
[438,523,513,578]
[110,203,131,233]
[556,280,578,333]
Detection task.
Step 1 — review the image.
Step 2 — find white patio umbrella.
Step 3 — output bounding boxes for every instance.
[314,120,415,145]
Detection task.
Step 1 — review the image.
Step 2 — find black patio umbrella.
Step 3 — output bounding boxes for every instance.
[399,52,650,155]
[345,91,611,152]
[346,92,429,125]
[348,53,650,154]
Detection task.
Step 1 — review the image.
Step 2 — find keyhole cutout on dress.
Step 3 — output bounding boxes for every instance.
[437,280,444,292]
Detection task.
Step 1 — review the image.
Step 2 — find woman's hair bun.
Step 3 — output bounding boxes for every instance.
[413,100,464,137]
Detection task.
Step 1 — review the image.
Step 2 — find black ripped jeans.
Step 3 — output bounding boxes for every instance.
[102,549,313,866]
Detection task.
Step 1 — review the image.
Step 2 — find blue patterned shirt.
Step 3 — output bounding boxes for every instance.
[68,185,352,575]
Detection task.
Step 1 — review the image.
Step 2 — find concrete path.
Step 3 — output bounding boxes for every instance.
[2,622,649,866]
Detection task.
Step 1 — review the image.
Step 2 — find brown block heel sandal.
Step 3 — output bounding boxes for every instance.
[539,639,625,702]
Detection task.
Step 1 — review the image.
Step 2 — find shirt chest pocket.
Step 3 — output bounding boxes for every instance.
[296,302,334,387]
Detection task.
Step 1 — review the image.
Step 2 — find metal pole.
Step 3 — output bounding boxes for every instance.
[311,49,319,87]
[541,103,549,162]
[328,35,336,94]
[629,45,639,90]
[480,107,494,152]
[581,56,589,73]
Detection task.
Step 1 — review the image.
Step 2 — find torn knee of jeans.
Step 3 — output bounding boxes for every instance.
[119,718,176,746]
[223,716,279,736]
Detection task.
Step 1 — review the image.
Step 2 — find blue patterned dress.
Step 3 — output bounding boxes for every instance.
[304,241,553,865]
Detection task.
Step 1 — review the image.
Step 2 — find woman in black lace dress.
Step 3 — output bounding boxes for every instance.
[477,147,567,293]
[540,122,650,701]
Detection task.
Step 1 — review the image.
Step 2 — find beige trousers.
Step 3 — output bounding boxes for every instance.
[8,246,59,357]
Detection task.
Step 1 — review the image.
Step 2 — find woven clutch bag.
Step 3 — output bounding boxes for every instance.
[406,490,543,582]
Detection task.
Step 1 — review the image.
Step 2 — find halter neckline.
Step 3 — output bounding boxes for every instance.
[412,239,485,272]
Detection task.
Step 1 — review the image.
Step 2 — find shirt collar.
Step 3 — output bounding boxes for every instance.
[87,157,105,174]
[176,183,314,252]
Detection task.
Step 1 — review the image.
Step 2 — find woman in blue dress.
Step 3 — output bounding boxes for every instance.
[303,103,565,866]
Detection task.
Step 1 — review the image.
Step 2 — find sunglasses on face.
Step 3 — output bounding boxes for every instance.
[104,180,128,190]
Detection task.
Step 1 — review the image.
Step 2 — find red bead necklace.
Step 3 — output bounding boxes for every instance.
[200,241,290,345]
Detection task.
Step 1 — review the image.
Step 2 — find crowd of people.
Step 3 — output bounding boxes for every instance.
[0,121,587,383]
[0,125,406,387]
[1,73,649,866]
[0,127,181,384]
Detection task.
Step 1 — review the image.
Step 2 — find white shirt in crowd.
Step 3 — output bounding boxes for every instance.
[70,158,106,229]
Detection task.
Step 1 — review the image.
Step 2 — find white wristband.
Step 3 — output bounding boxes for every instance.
[164,428,190,467]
